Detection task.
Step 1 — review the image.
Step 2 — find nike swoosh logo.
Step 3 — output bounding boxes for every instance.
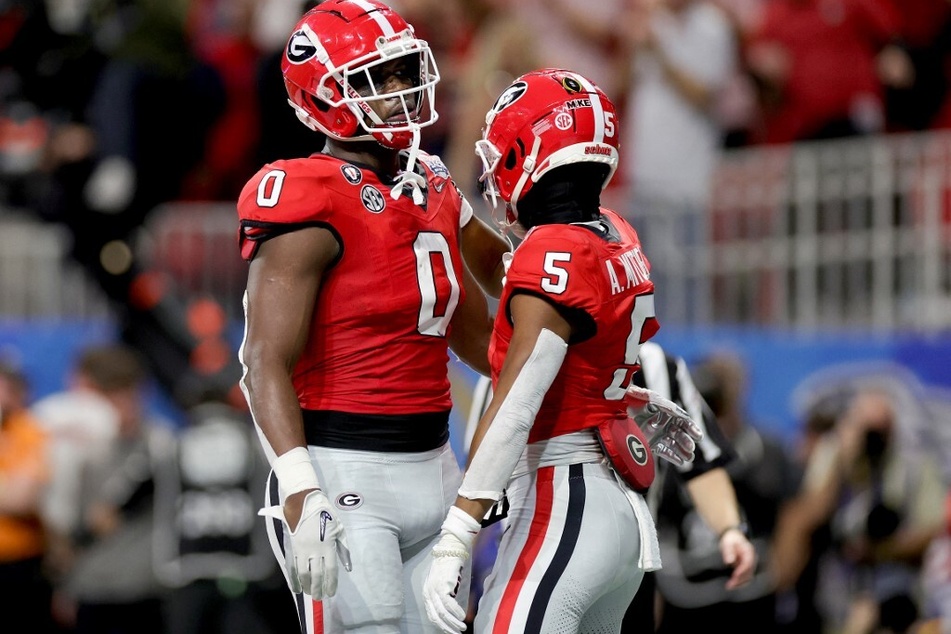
[319,510,332,541]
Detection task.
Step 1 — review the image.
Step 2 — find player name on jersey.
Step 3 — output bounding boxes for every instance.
[606,247,651,295]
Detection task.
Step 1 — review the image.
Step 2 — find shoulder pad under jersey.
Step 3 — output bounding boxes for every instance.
[417,151,457,197]
[505,229,600,313]
[236,156,367,260]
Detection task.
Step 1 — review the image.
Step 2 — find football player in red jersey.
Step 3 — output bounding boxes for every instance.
[235,1,511,633]
[421,68,704,634]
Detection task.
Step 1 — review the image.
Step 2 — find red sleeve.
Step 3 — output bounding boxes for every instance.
[236,158,336,261]
[504,229,601,316]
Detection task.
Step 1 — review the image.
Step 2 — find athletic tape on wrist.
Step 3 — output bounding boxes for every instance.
[441,505,482,552]
[272,446,321,499]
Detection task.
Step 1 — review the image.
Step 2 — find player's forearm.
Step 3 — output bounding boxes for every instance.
[461,217,511,299]
[685,468,743,535]
[453,496,492,525]
[459,328,567,502]
[449,266,493,376]
[241,353,307,455]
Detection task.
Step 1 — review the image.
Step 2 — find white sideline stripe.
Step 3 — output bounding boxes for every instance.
[574,73,605,143]
[352,0,397,36]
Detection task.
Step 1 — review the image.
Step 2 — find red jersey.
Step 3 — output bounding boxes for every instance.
[488,209,660,443]
[237,152,468,415]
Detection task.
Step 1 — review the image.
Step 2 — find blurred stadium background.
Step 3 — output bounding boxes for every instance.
[1,0,951,629]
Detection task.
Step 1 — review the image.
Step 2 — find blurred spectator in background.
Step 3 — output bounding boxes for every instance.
[770,390,847,633]
[154,398,296,634]
[774,385,947,634]
[616,0,738,324]
[508,0,623,98]
[441,0,540,196]
[918,490,951,632]
[251,0,323,166]
[745,0,913,145]
[879,0,951,134]
[0,0,106,209]
[652,351,800,633]
[0,361,55,634]
[178,0,265,201]
[31,350,120,606]
[50,344,176,634]
[0,0,241,408]
[709,0,767,147]
[76,0,225,229]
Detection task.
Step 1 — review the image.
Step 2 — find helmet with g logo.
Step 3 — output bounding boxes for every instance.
[282,0,439,150]
[475,68,620,232]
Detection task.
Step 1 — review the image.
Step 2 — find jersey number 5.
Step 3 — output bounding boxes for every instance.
[543,252,656,400]
[604,291,656,400]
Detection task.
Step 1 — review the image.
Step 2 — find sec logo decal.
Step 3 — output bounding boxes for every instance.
[361,185,386,213]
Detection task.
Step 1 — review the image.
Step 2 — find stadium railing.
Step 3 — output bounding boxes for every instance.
[1,131,950,331]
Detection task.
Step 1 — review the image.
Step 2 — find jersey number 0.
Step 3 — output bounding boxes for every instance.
[256,171,462,339]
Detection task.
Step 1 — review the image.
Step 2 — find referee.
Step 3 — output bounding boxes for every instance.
[620,341,754,631]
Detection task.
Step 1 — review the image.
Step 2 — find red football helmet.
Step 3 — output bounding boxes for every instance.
[475,69,620,232]
[282,0,439,150]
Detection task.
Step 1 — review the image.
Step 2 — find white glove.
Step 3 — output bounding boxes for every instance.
[261,489,352,599]
[424,506,481,634]
[626,385,703,467]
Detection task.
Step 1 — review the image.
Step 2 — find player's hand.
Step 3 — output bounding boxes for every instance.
[424,507,481,634]
[719,527,757,590]
[261,489,352,599]
[626,385,703,467]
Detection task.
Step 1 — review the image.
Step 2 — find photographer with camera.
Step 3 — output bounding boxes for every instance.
[773,386,947,633]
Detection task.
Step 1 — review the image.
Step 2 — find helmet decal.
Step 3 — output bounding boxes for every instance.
[554,112,573,131]
[475,68,621,232]
[281,0,440,151]
[561,76,583,94]
[490,81,528,115]
[286,30,318,64]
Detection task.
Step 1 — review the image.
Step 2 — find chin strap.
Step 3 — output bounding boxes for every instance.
[391,123,426,205]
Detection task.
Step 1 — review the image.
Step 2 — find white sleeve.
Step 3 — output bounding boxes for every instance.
[459,193,474,228]
[458,329,568,501]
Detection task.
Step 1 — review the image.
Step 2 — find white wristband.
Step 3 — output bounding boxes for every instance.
[441,506,482,551]
[272,447,321,499]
